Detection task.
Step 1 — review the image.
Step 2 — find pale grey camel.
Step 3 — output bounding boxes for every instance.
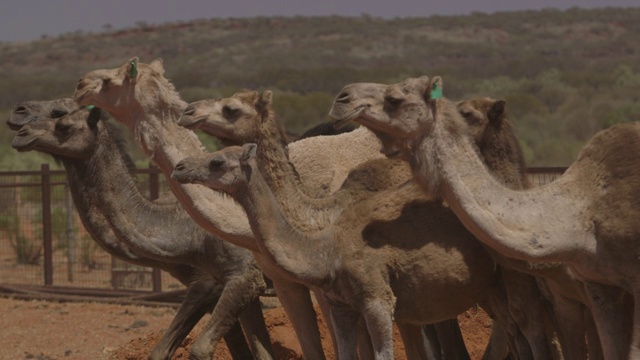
[10,105,274,360]
[73,57,388,360]
[330,75,637,359]
[7,99,258,360]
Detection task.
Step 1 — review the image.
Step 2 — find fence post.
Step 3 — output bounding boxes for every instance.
[41,164,53,286]
[149,163,162,292]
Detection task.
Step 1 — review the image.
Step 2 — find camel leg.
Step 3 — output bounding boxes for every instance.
[583,305,604,360]
[627,285,640,360]
[398,324,440,360]
[362,298,396,360]
[435,318,471,360]
[501,269,553,359]
[583,282,630,360]
[547,292,588,360]
[238,296,275,360]
[482,321,510,360]
[329,303,360,360]
[189,273,272,360]
[148,279,253,360]
[275,283,327,359]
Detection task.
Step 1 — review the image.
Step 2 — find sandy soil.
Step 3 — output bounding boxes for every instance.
[0,295,491,360]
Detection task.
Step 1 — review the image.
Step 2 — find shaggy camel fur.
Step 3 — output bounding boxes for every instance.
[10,106,274,360]
[179,91,480,360]
[74,57,386,360]
[170,91,546,360]
[6,99,257,360]
[331,75,638,359]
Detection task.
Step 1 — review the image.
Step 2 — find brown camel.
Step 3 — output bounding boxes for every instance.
[174,92,552,358]
[73,57,388,360]
[179,91,484,360]
[173,142,499,360]
[6,99,259,360]
[330,75,638,359]
[10,105,274,360]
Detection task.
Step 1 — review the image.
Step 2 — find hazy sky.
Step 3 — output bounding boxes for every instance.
[1,0,638,42]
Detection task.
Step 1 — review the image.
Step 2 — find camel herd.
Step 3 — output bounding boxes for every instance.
[6,57,639,360]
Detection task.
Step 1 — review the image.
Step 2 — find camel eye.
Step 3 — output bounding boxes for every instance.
[460,111,472,118]
[222,106,240,119]
[209,158,225,171]
[385,96,403,108]
[50,109,68,118]
[55,122,72,133]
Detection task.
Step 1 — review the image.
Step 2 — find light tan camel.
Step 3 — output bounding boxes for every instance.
[168,92,552,358]
[330,75,638,359]
[10,105,274,360]
[179,91,484,360]
[6,99,259,360]
[73,57,387,360]
[173,141,499,360]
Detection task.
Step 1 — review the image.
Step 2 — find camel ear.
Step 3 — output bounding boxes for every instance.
[488,99,506,124]
[427,76,443,100]
[87,106,102,128]
[256,90,272,108]
[126,57,139,79]
[150,58,165,74]
[241,143,258,162]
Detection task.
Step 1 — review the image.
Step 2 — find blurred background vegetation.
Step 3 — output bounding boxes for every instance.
[1,7,639,168]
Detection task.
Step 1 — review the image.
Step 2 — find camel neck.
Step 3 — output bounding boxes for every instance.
[413,108,587,263]
[113,101,257,251]
[62,127,209,263]
[255,115,345,232]
[234,162,333,286]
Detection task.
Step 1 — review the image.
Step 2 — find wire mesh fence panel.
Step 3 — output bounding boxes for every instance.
[0,165,184,293]
[526,167,566,187]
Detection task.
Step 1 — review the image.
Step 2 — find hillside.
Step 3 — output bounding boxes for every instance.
[2,7,639,167]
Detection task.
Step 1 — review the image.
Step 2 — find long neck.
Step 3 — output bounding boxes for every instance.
[62,130,214,263]
[112,96,256,250]
[255,113,344,231]
[413,109,588,263]
[233,163,333,286]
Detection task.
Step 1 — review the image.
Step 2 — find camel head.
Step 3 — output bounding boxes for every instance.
[12,106,105,159]
[330,76,437,158]
[74,57,169,117]
[179,90,273,144]
[7,98,78,131]
[171,144,257,195]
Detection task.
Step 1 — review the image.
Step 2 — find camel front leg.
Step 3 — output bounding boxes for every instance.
[238,297,275,360]
[398,324,441,360]
[434,318,471,360]
[189,273,273,360]
[361,297,396,360]
[275,282,327,359]
[583,282,630,360]
[148,279,252,360]
[330,303,361,360]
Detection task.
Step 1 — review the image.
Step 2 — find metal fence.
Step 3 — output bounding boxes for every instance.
[0,163,182,296]
[0,164,566,296]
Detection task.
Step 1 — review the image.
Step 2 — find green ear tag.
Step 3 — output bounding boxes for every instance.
[129,61,138,78]
[430,82,442,100]
[86,105,95,110]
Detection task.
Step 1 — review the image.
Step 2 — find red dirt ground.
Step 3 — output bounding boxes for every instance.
[0,296,492,360]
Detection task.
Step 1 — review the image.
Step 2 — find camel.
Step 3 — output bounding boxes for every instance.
[329,75,639,359]
[174,92,560,358]
[9,105,275,360]
[180,97,356,147]
[179,91,482,360]
[7,99,259,360]
[73,57,391,360]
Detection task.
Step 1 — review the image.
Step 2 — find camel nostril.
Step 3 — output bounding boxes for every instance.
[16,128,28,136]
[13,106,27,114]
[182,106,195,116]
[175,163,185,172]
[335,92,351,104]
